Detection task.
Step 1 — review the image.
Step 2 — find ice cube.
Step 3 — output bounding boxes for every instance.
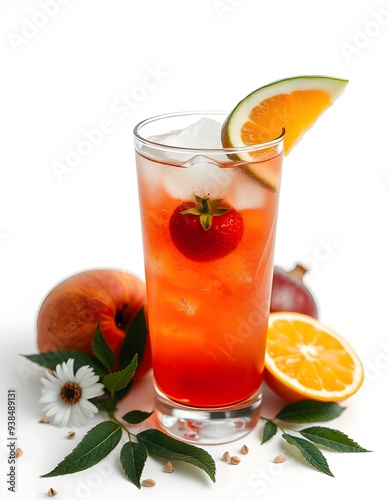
[178,297,196,315]
[143,117,237,200]
[147,118,227,162]
[136,152,163,190]
[163,155,237,200]
[224,168,266,209]
[157,118,223,149]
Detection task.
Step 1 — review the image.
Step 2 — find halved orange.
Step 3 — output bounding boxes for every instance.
[222,76,348,190]
[265,312,364,402]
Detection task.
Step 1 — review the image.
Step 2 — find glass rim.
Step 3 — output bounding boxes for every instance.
[133,110,285,155]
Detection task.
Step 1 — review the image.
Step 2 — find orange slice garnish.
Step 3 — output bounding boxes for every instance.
[222,75,348,190]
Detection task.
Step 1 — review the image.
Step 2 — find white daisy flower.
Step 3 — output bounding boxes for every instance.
[39,358,105,428]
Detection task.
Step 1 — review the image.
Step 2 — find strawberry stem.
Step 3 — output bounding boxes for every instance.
[180,196,230,231]
[201,198,210,213]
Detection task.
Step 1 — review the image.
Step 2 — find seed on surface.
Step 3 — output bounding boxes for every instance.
[274,454,287,463]
[15,448,23,458]
[67,431,76,439]
[163,461,174,473]
[48,488,58,497]
[230,455,241,465]
[222,451,230,462]
[39,417,51,424]
[240,444,249,455]
[141,478,156,487]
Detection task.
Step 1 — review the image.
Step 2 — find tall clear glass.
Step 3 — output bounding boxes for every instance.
[134,111,284,444]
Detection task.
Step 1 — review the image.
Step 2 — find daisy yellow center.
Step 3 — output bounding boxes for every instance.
[60,382,82,405]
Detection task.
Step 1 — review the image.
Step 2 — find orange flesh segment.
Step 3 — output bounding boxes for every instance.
[241,90,332,154]
[267,318,356,392]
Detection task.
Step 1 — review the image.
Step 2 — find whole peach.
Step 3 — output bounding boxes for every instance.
[37,269,151,379]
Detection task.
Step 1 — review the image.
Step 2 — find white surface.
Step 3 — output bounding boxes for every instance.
[0,0,387,498]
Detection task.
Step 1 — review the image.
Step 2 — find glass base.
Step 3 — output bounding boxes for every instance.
[154,386,263,444]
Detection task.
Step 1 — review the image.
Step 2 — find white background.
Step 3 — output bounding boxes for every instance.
[1,0,388,499]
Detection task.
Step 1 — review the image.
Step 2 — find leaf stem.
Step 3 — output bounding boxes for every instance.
[108,412,136,440]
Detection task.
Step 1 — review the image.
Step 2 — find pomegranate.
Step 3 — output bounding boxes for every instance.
[270,264,319,318]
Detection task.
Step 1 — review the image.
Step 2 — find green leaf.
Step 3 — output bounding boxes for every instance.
[90,394,118,413]
[120,441,148,489]
[261,421,278,444]
[92,324,115,373]
[137,429,216,482]
[299,426,372,453]
[41,421,122,477]
[23,351,105,376]
[276,400,346,423]
[122,410,154,425]
[119,307,148,371]
[103,355,138,393]
[282,433,334,477]
[90,383,132,412]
